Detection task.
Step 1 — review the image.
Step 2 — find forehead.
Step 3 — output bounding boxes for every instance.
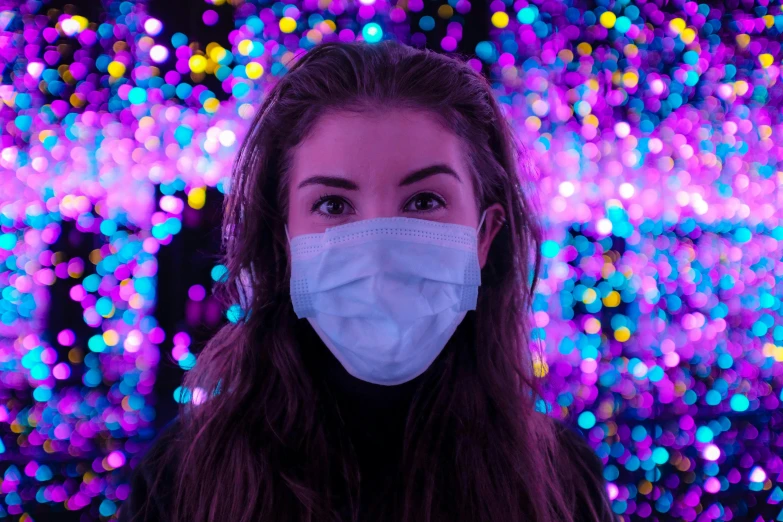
[289,109,469,183]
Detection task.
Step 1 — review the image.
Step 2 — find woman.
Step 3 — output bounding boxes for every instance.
[120,40,615,522]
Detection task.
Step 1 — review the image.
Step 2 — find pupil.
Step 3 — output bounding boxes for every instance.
[417,197,431,210]
[326,200,343,214]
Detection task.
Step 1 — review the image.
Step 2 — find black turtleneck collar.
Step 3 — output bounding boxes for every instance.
[298,320,426,518]
[298,319,424,436]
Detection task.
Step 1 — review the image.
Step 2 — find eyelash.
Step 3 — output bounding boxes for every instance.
[310,192,447,219]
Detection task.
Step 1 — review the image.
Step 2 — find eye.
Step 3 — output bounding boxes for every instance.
[312,195,354,218]
[404,192,446,213]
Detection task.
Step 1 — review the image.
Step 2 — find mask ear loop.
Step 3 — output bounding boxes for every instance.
[284,224,291,243]
[477,209,508,241]
[477,209,488,235]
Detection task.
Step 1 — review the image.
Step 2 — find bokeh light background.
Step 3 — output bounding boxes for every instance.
[1,0,782,519]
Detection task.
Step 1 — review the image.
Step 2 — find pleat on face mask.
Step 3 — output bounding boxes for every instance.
[287,213,486,385]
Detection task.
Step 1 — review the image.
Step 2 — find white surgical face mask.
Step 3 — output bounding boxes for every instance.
[287,212,487,386]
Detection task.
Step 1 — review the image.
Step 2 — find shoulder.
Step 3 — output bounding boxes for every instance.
[118,416,183,522]
[540,414,617,522]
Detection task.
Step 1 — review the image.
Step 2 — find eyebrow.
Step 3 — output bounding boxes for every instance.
[296,164,462,190]
[399,164,462,186]
[296,175,359,190]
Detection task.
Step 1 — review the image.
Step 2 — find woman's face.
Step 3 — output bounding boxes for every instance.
[286,109,504,267]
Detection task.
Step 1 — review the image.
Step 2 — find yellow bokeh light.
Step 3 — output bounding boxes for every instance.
[736,33,750,48]
[734,80,749,96]
[764,341,780,357]
[238,39,254,56]
[669,18,686,34]
[582,288,597,304]
[623,71,639,88]
[576,42,592,56]
[584,114,599,127]
[681,28,696,44]
[189,55,207,74]
[188,187,206,210]
[107,61,126,78]
[72,15,89,31]
[599,11,616,28]
[280,17,297,33]
[38,129,54,142]
[602,291,621,308]
[246,62,264,79]
[103,330,120,346]
[209,46,227,63]
[759,53,774,68]
[525,115,541,131]
[533,360,549,378]
[205,61,219,76]
[558,49,574,63]
[491,11,509,28]
[614,327,631,342]
[204,97,220,113]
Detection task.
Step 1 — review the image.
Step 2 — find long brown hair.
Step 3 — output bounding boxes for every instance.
[146,40,603,522]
